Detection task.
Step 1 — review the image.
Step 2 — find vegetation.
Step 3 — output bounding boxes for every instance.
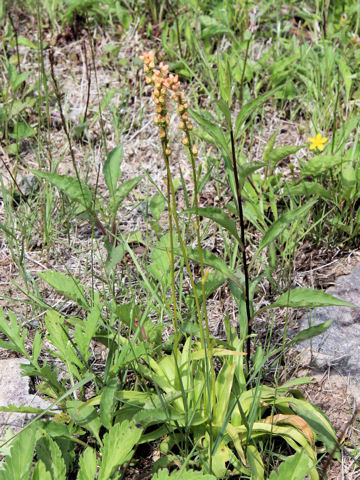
[0,0,359,478]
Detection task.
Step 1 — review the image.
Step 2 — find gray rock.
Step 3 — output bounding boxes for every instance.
[0,358,52,438]
[296,263,360,378]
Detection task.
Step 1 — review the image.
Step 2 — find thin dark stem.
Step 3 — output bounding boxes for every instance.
[82,41,91,124]
[230,127,252,373]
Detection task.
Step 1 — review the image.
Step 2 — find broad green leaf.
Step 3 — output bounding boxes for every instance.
[32,330,42,367]
[268,145,302,168]
[150,193,166,220]
[286,181,331,199]
[0,308,30,359]
[189,109,230,157]
[214,361,236,425]
[300,156,345,177]
[98,421,143,480]
[263,131,278,165]
[35,430,66,480]
[73,306,99,361]
[32,171,93,209]
[109,176,143,215]
[103,145,123,195]
[258,200,316,252]
[174,246,243,286]
[31,461,52,480]
[0,425,36,480]
[269,287,356,309]
[76,447,98,480]
[9,122,35,139]
[269,451,312,480]
[289,399,339,458]
[182,207,240,243]
[45,311,83,372]
[247,445,264,480]
[39,270,89,309]
[188,270,228,306]
[12,36,37,49]
[153,468,216,479]
[290,319,333,344]
[217,98,232,127]
[100,377,118,430]
[238,161,266,187]
[11,71,32,91]
[66,400,102,444]
[342,164,356,187]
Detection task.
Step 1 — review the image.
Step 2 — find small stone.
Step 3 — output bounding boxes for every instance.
[295,263,360,396]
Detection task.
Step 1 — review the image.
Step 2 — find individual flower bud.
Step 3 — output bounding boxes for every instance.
[145,76,152,84]
[179,121,185,130]
[165,115,170,125]
[172,82,180,91]
[165,146,171,155]
[154,114,160,125]
[182,112,188,121]
[156,105,162,113]
[178,104,185,114]
[182,135,189,145]
[192,144,198,156]
[149,61,155,69]
[187,121,193,130]
[159,128,166,138]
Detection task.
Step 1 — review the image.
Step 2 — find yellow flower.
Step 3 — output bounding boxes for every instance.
[308,133,328,152]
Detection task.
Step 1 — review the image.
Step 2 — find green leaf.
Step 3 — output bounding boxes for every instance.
[66,400,102,444]
[269,451,311,480]
[189,109,230,157]
[150,193,166,221]
[182,206,240,243]
[98,421,143,480]
[268,145,302,167]
[235,89,279,137]
[31,171,94,209]
[300,156,345,177]
[39,270,89,309]
[342,164,356,187]
[9,122,36,139]
[286,181,331,200]
[109,176,143,215]
[0,425,36,480]
[174,246,243,286]
[35,430,66,480]
[289,399,339,459]
[270,287,357,309]
[0,308,30,358]
[100,377,118,430]
[76,447,98,480]
[258,200,316,252]
[12,36,37,49]
[103,145,123,195]
[0,405,45,414]
[153,468,216,480]
[290,319,334,344]
[247,445,264,480]
[218,55,232,107]
[238,161,266,187]
[31,461,52,480]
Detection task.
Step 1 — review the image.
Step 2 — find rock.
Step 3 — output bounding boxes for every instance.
[296,263,360,388]
[0,358,52,438]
